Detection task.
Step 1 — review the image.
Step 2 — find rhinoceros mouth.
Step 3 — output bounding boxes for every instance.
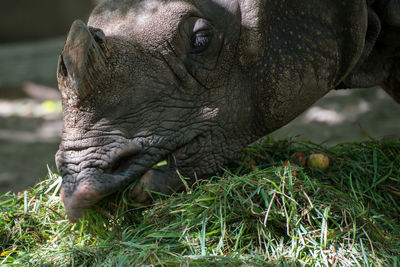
[61,136,200,222]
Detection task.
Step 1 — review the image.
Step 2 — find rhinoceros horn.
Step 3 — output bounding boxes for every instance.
[57,20,107,105]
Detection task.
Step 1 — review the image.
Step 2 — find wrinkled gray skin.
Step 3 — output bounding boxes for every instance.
[56,0,400,222]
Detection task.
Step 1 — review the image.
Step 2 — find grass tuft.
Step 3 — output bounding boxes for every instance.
[1,138,399,266]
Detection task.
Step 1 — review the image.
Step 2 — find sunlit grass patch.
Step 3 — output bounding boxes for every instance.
[1,138,399,266]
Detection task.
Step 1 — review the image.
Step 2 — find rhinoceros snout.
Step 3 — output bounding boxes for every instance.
[61,181,103,223]
[57,20,108,105]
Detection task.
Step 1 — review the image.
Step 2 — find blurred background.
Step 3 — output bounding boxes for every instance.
[0,0,399,195]
[0,0,97,194]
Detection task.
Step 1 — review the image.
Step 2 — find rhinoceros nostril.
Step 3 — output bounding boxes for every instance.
[108,146,142,174]
[110,154,138,173]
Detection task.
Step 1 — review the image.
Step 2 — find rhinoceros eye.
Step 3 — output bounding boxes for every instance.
[191,31,212,53]
[190,18,213,54]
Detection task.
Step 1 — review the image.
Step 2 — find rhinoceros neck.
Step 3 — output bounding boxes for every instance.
[244,0,368,132]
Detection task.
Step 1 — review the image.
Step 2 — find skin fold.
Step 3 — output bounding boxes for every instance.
[55,0,399,222]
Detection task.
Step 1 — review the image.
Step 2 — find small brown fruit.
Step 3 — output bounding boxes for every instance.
[307,153,329,169]
[291,152,307,166]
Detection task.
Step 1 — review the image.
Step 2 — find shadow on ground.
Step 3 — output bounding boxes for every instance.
[273,88,400,144]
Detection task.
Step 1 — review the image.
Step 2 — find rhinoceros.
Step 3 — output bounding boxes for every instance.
[56,0,400,222]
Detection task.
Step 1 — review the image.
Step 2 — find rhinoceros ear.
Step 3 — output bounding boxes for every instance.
[57,20,108,106]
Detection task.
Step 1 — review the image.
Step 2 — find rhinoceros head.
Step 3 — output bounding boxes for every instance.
[56,0,265,221]
[56,0,376,221]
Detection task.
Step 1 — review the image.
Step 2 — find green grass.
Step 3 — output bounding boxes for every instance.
[1,138,399,266]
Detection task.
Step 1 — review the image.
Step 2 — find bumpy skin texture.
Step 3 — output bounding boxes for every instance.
[56,0,399,222]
